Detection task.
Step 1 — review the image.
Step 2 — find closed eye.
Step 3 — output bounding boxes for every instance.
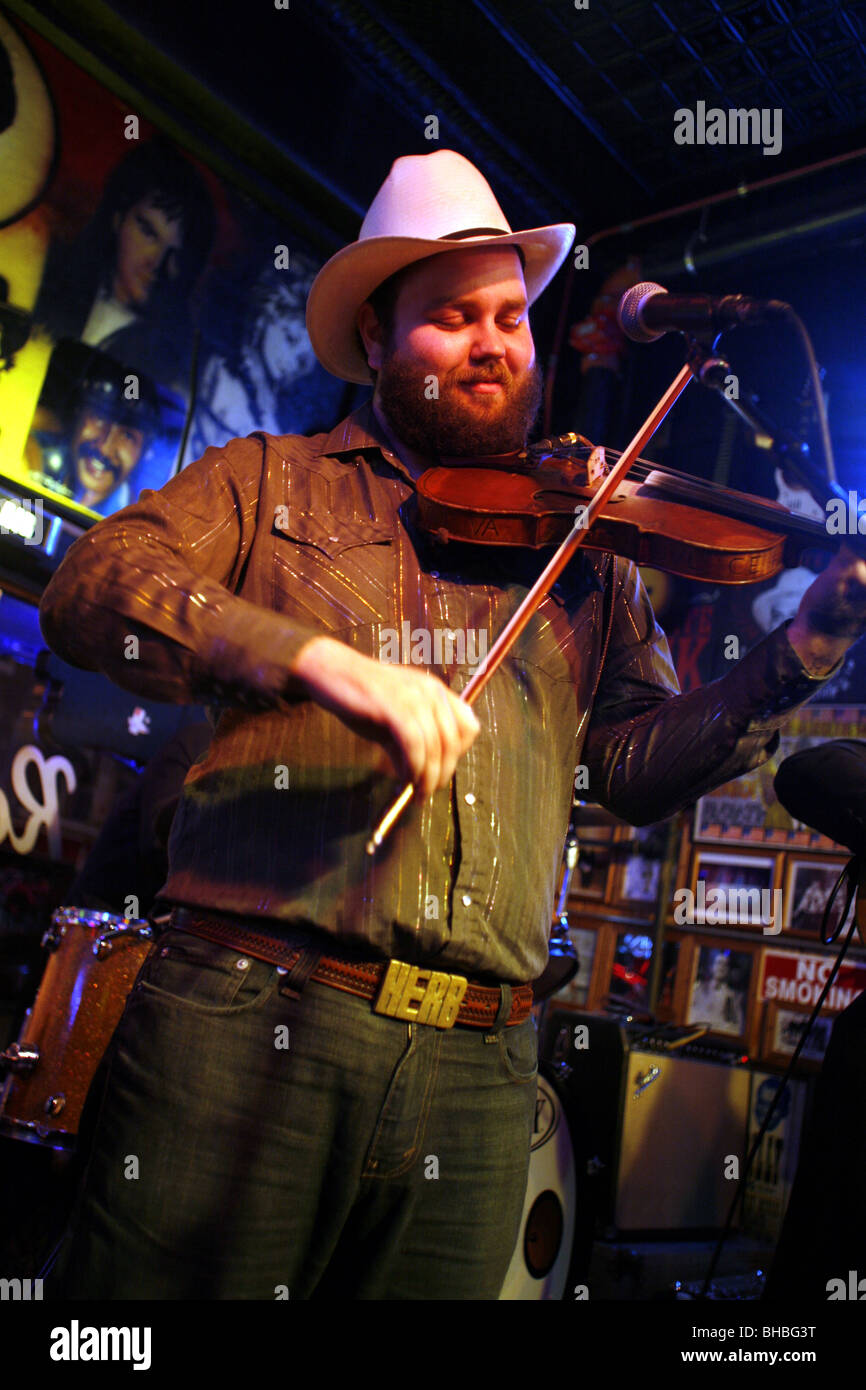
[432,313,525,329]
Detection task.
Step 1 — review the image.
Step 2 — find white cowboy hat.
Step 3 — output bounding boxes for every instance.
[306,149,575,384]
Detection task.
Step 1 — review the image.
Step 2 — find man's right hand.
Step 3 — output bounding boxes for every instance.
[292,635,480,797]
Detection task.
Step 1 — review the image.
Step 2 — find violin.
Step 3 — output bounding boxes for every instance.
[367,360,846,852]
[416,440,836,586]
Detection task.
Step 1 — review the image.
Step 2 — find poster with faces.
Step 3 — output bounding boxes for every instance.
[0,13,350,523]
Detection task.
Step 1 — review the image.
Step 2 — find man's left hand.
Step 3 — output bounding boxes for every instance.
[787,543,866,675]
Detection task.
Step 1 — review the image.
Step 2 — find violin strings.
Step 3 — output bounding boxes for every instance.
[538,443,825,540]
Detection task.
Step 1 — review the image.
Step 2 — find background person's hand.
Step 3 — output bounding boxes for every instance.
[787,543,866,674]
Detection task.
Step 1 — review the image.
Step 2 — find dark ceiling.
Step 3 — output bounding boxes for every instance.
[22,0,866,247]
[11,0,866,487]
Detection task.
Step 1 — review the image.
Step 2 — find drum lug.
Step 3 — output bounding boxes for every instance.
[1,1040,40,1074]
[92,922,154,958]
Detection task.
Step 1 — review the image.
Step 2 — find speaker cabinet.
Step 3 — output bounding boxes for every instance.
[542,1010,750,1232]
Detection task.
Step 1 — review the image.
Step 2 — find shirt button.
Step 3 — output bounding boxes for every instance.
[464,792,476,805]
[236,957,251,971]
[461,894,472,907]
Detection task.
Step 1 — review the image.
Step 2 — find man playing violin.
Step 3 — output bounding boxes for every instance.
[39,150,866,1301]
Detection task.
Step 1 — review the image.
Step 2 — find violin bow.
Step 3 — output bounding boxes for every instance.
[366,362,694,854]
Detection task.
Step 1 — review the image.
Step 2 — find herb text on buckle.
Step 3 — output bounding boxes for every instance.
[374,960,468,1028]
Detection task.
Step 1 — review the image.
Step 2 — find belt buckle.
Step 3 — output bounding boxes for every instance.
[373,959,468,1029]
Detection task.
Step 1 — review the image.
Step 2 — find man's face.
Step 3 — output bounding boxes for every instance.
[112,197,184,308]
[363,247,542,457]
[72,409,146,503]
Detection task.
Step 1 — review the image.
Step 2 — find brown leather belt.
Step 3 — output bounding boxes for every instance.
[168,907,533,1030]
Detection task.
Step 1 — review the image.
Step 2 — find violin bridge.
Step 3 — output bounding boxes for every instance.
[587,446,608,485]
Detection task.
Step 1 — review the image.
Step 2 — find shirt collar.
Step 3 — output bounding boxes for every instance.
[315,399,417,486]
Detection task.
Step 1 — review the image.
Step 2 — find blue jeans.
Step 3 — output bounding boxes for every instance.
[53,928,538,1299]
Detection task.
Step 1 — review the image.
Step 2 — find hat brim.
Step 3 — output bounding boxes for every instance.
[306,225,575,385]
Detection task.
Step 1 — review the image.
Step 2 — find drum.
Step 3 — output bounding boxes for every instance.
[499,1062,582,1300]
[0,907,154,1149]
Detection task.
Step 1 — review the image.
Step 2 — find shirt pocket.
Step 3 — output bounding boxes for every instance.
[271,513,396,631]
[273,510,395,560]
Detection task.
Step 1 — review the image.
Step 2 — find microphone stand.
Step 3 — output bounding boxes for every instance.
[684,335,845,513]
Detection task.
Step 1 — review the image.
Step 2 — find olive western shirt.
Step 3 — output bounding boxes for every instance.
[38,402,836,981]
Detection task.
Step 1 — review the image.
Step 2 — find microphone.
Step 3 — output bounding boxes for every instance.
[617,280,790,344]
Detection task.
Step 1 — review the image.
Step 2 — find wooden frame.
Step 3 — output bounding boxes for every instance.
[760,998,834,1071]
[656,931,691,1023]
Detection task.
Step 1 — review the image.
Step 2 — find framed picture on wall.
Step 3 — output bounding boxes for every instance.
[686,851,778,932]
[692,707,863,851]
[605,927,655,1010]
[686,939,759,1045]
[569,825,615,901]
[0,10,352,528]
[783,859,856,939]
[611,822,670,907]
[550,924,598,1010]
[599,927,681,1018]
[761,999,835,1070]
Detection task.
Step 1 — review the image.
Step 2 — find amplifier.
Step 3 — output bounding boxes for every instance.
[541,1010,752,1232]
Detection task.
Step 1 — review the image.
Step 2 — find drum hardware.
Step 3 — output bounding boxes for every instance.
[531,828,580,1005]
[0,906,156,1148]
[0,1036,40,1074]
[500,1052,606,1299]
[92,922,154,959]
[499,1063,578,1299]
[44,906,154,957]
